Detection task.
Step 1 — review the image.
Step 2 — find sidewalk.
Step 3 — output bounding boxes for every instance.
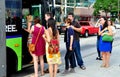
[57,45,120,77]
[24,45,120,77]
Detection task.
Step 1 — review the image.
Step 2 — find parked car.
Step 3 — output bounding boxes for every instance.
[79,21,99,37]
[57,22,66,34]
[114,23,120,29]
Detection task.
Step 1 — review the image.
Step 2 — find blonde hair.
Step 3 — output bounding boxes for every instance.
[26,15,33,22]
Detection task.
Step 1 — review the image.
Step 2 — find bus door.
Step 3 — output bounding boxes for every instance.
[0,0,6,77]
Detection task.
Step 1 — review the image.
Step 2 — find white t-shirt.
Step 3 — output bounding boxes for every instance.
[111,26,116,35]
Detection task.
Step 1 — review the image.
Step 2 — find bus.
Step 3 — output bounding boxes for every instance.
[0,0,55,76]
[5,0,32,76]
[0,0,6,77]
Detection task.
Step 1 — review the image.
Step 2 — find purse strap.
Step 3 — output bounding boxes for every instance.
[34,26,42,46]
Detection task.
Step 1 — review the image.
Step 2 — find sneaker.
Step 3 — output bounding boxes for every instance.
[57,69,60,73]
[69,68,75,73]
[80,65,86,70]
[44,69,49,73]
[61,70,69,75]
[96,57,102,60]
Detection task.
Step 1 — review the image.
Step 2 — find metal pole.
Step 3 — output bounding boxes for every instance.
[61,0,64,22]
[118,0,119,20]
[74,0,76,8]
[65,0,67,16]
[0,0,6,76]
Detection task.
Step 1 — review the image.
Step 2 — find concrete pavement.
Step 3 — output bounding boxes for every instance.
[23,43,120,77]
[56,44,120,77]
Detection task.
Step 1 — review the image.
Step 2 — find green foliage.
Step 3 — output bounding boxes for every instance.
[93,0,119,16]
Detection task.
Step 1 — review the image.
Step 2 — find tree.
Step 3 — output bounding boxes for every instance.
[93,0,118,17]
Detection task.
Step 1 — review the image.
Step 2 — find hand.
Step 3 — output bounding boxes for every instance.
[104,28,108,31]
[69,46,72,51]
[102,33,107,36]
[71,25,74,29]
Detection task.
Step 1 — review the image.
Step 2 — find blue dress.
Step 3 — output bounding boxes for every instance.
[99,25,112,52]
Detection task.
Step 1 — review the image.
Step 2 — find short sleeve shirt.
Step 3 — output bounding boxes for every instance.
[71,20,81,41]
[66,27,74,48]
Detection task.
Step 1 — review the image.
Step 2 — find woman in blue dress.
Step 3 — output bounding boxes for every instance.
[98,17,113,68]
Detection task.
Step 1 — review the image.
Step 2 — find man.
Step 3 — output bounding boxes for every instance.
[45,12,54,28]
[67,12,86,70]
[44,12,60,73]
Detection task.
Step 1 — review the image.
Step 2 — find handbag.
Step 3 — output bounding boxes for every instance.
[29,27,42,52]
[102,34,113,42]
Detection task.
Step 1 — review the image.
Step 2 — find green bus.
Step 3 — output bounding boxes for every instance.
[4,0,56,76]
[5,0,32,76]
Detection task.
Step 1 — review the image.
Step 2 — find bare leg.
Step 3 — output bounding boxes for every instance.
[39,55,44,75]
[49,64,53,77]
[28,44,34,63]
[33,54,38,77]
[53,64,58,77]
[29,52,34,63]
[101,52,106,67]
[105,52,110,67]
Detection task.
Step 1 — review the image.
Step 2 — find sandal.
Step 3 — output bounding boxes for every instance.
[105,65,110,68]
[100,64,106,67]
[30,60,34,64]
[44,69,49,73]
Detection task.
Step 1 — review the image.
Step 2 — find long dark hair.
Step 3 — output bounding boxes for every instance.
[101,17,108,30]
[47,18,57,37]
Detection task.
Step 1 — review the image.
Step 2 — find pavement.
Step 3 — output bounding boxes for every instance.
[23,42,120,77]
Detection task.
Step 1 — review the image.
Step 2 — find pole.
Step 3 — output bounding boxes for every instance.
[61,0,64,22]
[0,0,6,76]
[65,0,67,16]
[118,0,119,20]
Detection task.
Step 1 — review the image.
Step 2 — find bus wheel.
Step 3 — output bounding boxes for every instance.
[7,47,18,76]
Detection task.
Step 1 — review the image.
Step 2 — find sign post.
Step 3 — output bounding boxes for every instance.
[0,0,6,77]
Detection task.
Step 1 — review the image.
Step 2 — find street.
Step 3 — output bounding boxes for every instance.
[11,29,120,77]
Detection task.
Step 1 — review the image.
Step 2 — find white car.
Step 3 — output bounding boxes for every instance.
[114,24,120,29]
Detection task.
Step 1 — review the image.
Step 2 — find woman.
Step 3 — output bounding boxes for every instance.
[108,20,116,53]
[30,17,45,77]
[98,17,113,68]
[44,18,61,77]
[25,14,34,63]
[96,19,102,60]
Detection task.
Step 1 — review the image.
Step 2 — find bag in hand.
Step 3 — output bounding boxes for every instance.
[102,34,113,42]
[29,44,35,52]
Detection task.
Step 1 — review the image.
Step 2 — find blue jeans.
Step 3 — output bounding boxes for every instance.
[97,38,101,58]
[73,40,84,66]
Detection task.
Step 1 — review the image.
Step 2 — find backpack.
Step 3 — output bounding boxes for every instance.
[48,37,59,54]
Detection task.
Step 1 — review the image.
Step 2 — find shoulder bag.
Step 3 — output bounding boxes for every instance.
[29,27,42,52]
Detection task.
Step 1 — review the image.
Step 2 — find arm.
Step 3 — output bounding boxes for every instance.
[24,22,32,32]
[29,26,34,34]
[98,27,107,35]
[107,26,113,36]
[69,28,74,51]
[43,29,50,43]
[70,35,73,51]
[72,22,82,32]
[72,26,82,32]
